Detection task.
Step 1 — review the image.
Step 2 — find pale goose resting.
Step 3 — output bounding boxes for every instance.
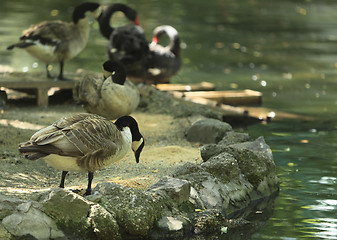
[18,113,144,195]
[97,3,149,80]
[147,25,182,84]
[73,60,140,120]
[7,2,102,80]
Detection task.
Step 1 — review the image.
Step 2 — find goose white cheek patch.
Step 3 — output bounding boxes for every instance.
[132,138,144,152]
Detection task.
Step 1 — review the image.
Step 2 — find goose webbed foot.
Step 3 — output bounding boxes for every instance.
[68,188,91,196]
[57,61,72,81]
[58,171,94,195]
[84,188,92,196]
[70,189,82,194]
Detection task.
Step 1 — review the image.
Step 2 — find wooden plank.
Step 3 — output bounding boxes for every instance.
[36,88,49,107]
[0,80,75,89]
[155,82,215,92]
[181,89,262,106]
[170,91,246,115]
[169,91,264,126]
[0,72,76,106]
[171,90,316,122]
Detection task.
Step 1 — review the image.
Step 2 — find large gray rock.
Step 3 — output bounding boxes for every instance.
[86,204,120,240]
[157,216,184,231]
[172,136,278,216]
[0,194,25,220]
[185,118,232,144]
[2,201,65,240]
[91,182,165,237]
[41,188,120,240]
[0,223,11,240]
[218,131,251,145]
[148,177,190,205]
[200,144,226,162]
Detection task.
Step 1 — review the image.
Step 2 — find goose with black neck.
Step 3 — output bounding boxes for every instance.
[7,2,102,80]
[18,113,144,195]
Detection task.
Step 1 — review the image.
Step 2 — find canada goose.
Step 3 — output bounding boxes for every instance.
[7,2,102,80]
[73,60,140,120]
[18,113,144,195]
[147,25,182,84]
[97,3,149,80]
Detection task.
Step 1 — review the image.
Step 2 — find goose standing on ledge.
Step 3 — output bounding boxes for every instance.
[7,2,102,80]
[97,3,149,80]
[18,113,144,195]
[146,25,181,84]
[73,60,140,120]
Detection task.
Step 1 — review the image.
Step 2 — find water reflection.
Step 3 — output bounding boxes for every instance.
[311,218,337,239]
[248,118,337,239]
[1,0,337,239]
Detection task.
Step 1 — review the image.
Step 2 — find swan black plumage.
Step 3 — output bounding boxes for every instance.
[97,3,149,80]
[146,25,182,84]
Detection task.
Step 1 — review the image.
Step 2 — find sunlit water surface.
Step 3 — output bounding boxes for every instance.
[1,0,337,239]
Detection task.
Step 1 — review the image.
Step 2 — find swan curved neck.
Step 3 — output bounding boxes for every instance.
[98,4,138,39]
[153,26,180,56]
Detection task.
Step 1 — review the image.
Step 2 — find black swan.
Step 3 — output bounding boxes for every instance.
[146,25,182,84]
[97,3,149,80]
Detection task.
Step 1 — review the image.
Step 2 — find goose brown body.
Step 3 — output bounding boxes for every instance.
[73,60,140,120]
[19,113,130,172]
[7,2,102,80]
[18,19,90,65]
[18,113,144,194]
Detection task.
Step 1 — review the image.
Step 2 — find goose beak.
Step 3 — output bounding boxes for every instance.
[132,138,144,163]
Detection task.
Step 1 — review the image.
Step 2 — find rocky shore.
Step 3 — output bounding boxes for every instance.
[0,85,279,239]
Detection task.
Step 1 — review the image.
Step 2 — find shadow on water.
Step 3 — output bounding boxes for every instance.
[1,0,337,239]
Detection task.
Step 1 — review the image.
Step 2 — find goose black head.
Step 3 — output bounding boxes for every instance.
[115,116,144,163]
[72,2,102,24]
[102,60,126,85]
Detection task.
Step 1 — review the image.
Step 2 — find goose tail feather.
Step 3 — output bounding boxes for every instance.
[18,142,49,160]
[7,42,35,50]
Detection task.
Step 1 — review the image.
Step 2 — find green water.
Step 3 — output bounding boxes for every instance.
[1,0,337,239]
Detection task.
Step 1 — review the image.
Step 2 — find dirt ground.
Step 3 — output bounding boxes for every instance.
[0,90,202,198]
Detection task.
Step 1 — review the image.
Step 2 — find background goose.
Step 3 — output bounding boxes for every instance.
[98,3,149,80]
[7,2,102,80]
[18,113,144,195]
[146,25,182,84]
[73,60,140,120]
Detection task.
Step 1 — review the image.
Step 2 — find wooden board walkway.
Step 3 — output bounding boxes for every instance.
[155,83,262,106]
[155,82,216,92]
[0,71,312,123]
[0,72,77,107]
[0,71,272,123]
[177,89,262,106]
